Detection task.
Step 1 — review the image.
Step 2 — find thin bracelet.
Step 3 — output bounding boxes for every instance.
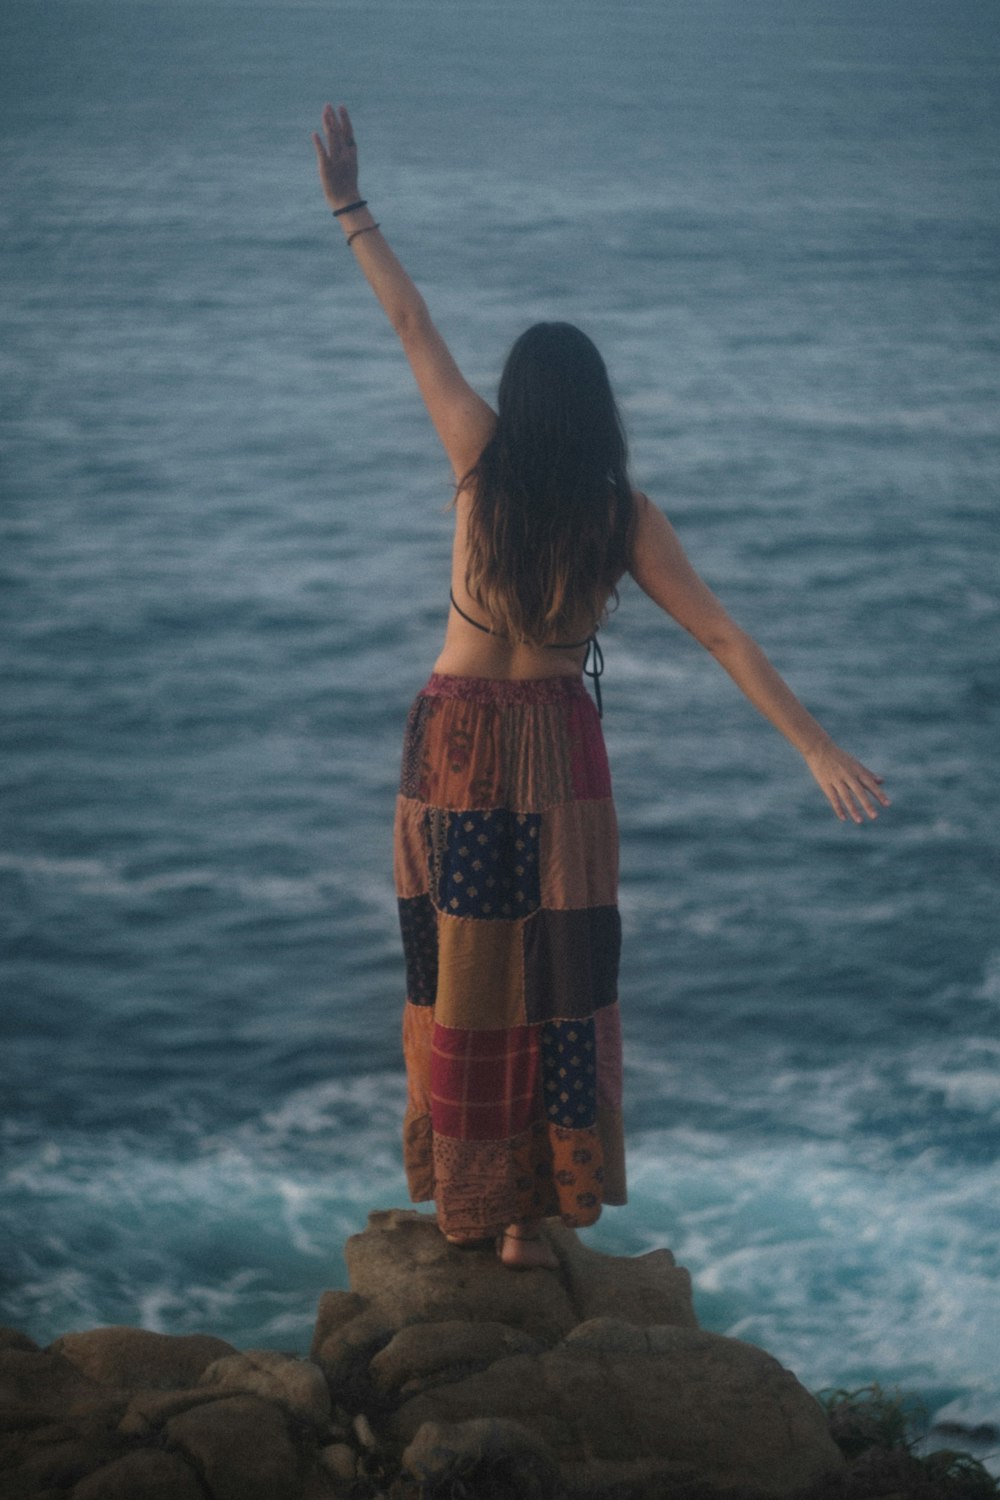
[332,198,367,217]
[346,222,380,248]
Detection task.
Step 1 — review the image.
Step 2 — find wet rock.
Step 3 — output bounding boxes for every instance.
[9,1434,120,1492]
[352,1411,377,1450]
[0,1345,123,1432]
[400,1416,561,1498]
[546,1219,697,1329]
[340,1210,573,1343]
[310,1291,367,1356]
[117,1385,230,1437]
[319,1440,358,1482]
[50,1326,237,1392]
[71,1447,205,1500]
[0,1329,40,1354]
[198,1348,331,1428]
[311,1308,396,1390]
[388,1318,845,1498]
[165,1393,302,1500]
[0,1210,851,1500]
[370,1319,544,1397]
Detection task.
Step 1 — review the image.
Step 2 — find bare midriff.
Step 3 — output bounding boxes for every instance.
[432,614,588,682]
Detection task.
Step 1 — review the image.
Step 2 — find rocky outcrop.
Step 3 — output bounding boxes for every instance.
[0,1208,848,1499]
[50,1327,238,1392]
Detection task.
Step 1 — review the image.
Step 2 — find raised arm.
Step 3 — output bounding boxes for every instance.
[312,103,495,481]
[629,493,889,823]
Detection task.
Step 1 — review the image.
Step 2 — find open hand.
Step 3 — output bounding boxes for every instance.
[804,739,890,824]
[312,102,360,212]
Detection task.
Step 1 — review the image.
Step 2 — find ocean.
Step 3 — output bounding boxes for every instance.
[2,0,998,1455]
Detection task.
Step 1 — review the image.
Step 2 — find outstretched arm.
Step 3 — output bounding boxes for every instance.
[629,494,889,824]
[312,103,495,481]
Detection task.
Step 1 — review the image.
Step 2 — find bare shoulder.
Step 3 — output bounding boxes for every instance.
[629,486,652,523]
[628,487,674,558]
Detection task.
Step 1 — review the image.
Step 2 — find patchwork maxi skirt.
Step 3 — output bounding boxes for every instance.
[394,672,627,1241]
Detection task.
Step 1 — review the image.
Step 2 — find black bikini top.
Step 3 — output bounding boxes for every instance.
[449,589,605,717]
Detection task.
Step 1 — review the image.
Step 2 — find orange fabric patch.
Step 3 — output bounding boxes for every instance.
[402,1001,434,1116]
[435,913,527,1030]
[402,1110,435,1203]
[548,1125,605,1226]
[418,698,504,810]
[393,797,429,899]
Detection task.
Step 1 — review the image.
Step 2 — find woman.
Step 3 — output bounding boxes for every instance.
[312,104,889,1270]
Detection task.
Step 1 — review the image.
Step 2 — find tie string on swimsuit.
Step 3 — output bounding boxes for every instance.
[448,589,605,717]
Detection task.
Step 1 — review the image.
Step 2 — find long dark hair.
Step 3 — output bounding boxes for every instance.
[461,322,635,643]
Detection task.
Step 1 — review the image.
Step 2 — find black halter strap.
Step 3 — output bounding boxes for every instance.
[448,590,604,717]
[582,635,604,718]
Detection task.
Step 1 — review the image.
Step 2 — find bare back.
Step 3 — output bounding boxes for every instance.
[433,487,619,681]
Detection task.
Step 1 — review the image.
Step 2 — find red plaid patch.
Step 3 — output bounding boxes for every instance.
[431,1023,541,1141]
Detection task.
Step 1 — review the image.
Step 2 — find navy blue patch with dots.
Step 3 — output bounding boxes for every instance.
[541,1018,597,1129]
[398,894,438,1005]
[429,809,541,919]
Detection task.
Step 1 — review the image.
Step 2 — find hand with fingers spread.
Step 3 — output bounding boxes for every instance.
[803,738,889,824]
[312,102,361,212]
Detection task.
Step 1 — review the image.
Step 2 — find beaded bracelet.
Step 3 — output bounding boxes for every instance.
[332,199,367,217]
[346,222,381,248]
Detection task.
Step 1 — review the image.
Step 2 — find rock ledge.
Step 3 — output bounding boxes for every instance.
[0,1208,845,1499]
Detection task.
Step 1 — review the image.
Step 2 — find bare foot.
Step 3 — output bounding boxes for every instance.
[497,1223,559,1271]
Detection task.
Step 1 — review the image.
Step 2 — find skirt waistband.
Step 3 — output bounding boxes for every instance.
[421,672,591,708]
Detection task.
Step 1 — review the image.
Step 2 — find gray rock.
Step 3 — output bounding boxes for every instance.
[0,1214,847,1500]
[50,1326,237,1392]
[336,1209,697,1351]
[388,1319,845,1497]
[311,1307,396,1389]
[310,1290,366,1358]
[0,1329,40,1354]
[198,1348,331,1428]
[401,1416,561,1498]
[559,1456,714,1496]
[165,1393,301,1500]
[340,1209,578,1344]
[117,1385,231,1437]
[301,1473,342,1500]
[71,1448,205,1500]
[319,1440,358,1482]
[352,1411,377,1450]
[0,1345,124,1433]
[8,1434,120,1492]
[370,1319,544,1397]
[547,1220,697,1329]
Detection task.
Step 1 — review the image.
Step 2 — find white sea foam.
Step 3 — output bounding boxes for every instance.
[613,1128,1000,1428]
[4,1058,998,1433]
[0,843,395,922]
[2,1087,410,1347]
[976,952,1000,1006]
[908,1067,1000,1114]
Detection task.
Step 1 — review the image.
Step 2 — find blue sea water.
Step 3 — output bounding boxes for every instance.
[2,0,999,1455]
